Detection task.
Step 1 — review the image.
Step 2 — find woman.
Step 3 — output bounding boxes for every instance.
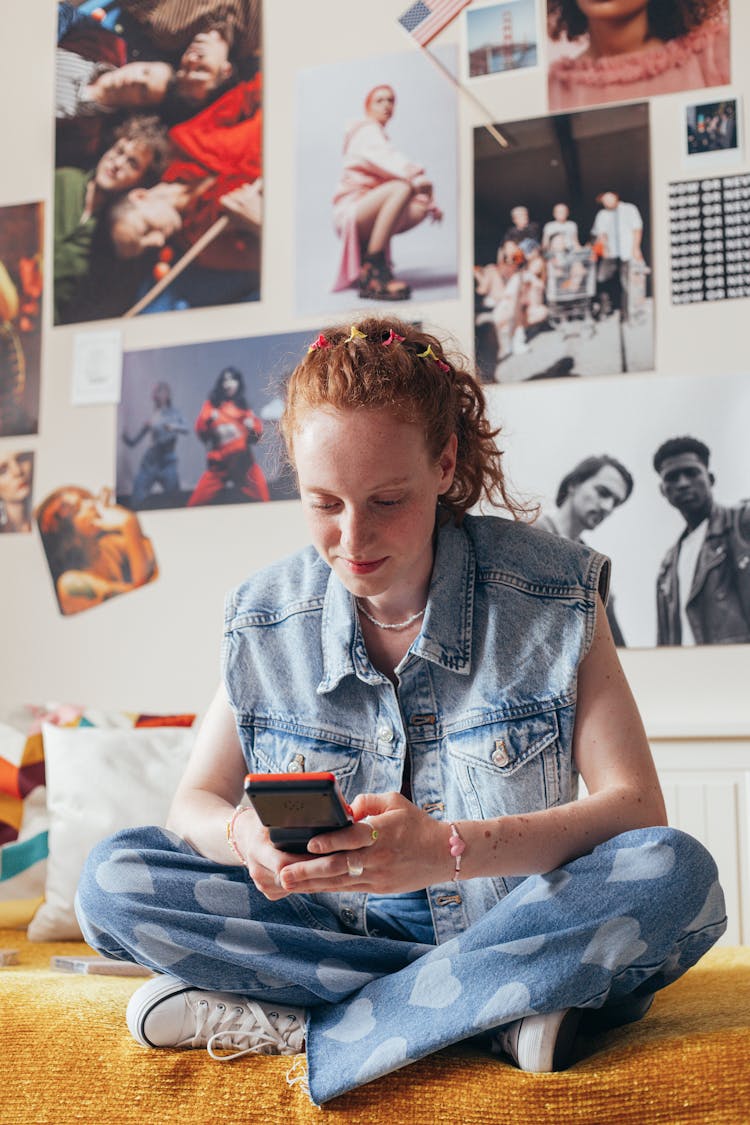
[36,485,157,615]
[123,381,188,509]
[332,85,443,300]
[187,366,269,506]
[0,451,33,533]
[76,317,726,1105]
[547,0,730,112]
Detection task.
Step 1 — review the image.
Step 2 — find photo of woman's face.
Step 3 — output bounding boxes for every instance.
[366,87,395,125]
[0,452,32,502]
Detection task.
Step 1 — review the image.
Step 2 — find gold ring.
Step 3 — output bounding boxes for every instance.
[370,827,378,843]
[346,857,364,877]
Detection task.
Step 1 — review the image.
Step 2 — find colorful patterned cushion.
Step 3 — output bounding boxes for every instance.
[0,706,195,931]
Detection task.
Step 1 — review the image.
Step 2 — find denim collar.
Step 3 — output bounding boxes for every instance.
[317,517,474,694]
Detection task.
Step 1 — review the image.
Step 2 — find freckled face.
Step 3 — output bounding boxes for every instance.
[293,407,456,600]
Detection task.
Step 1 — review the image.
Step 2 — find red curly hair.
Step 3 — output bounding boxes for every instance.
[280,316,529,523]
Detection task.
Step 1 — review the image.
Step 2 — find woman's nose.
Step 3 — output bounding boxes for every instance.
[340,509,370,555]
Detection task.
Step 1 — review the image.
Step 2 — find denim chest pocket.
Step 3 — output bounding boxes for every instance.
[241,722,364,800]
[447,711,563,818]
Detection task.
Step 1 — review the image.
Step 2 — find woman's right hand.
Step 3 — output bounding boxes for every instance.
[231,804,302,900]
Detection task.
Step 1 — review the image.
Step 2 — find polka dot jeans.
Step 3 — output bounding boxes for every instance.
[76,825,726,1105]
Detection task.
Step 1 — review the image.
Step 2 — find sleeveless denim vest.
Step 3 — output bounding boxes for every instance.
[223,514,610,945]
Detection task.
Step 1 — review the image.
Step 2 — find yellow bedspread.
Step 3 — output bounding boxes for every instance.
[2,931,748,1124]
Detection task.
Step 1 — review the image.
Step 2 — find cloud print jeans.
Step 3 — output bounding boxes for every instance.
[76,823,726,1105]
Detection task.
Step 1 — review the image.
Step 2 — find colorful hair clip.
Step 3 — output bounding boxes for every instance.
[308,334,330,353]
[345,325,367,343]
[418,344,450,372]
[382,329,405,346]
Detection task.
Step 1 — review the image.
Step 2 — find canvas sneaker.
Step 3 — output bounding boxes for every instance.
[491,1008,582,1072]
[126,974,306,1061]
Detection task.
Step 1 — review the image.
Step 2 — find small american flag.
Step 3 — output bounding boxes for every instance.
[398,0,472,47]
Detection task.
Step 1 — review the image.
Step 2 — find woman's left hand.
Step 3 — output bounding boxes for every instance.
[276,792,452,896]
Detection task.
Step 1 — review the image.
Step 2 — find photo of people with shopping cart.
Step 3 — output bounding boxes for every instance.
[474,103,653,384]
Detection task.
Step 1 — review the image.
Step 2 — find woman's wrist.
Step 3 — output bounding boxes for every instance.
[226,804,253,864]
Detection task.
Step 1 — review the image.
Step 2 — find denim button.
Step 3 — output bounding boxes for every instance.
[492,741,509,766]
[341,908,357,925]
[378,727,394,743]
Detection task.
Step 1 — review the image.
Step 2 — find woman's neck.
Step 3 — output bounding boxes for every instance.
[3,500,28,532]
[358,612,422,685]
[585,10,659,59]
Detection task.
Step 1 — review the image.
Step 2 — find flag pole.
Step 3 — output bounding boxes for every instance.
[122,217,229,318]
[416,41,509,150]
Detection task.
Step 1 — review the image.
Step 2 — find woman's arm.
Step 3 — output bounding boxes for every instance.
[347,121,424,182]
[122,422,149,447]
[57,569,131,614]
[167,683,303,896]
[166,683,249,862]
[452,593,666,879]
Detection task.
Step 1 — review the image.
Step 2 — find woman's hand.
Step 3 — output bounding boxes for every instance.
[274,792,453,897]
[220,181,263,233]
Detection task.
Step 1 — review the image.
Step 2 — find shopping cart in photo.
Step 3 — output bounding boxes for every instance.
[544,248,598,336]
[625,259,651,325]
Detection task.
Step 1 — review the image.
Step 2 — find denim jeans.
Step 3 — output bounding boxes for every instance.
[76,823,726,1105]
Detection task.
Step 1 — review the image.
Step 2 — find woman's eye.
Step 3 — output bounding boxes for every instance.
[374,498,402,508]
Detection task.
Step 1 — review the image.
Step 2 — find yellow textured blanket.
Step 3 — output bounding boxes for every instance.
[2,932,749,1124]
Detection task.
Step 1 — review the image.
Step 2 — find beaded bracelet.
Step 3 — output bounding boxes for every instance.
[226,804,253,863]
[449,822,466,881]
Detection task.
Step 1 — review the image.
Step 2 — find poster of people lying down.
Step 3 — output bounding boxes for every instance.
[115,328,310,511]
[53,0,262,324]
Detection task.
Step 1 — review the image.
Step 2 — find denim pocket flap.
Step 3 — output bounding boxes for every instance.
[248,724,361,782]
[448,711,560,775]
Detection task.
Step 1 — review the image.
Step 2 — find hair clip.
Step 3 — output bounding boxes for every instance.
[382,329,405,346]
[418,344,450,372]
[307,333,330,353]
[345,325,367,343]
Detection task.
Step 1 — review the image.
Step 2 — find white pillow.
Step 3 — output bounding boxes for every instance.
[27,724,195,941]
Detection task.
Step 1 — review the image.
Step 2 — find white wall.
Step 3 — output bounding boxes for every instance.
[1,0,749,732]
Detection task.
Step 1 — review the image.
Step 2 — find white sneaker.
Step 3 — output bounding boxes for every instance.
[126,975,306,1061]
[491,1008,581,1072]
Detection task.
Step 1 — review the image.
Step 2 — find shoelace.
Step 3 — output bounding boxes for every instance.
[176,996,302,1061]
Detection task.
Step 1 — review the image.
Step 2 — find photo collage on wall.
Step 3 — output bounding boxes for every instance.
[4,0,749,642]
[464,0,746,649]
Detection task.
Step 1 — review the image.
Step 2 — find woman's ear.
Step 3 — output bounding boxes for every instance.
[438,433,458,493]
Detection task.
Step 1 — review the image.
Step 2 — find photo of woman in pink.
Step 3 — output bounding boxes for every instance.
[547,0,730,113]
[332,84,443,301]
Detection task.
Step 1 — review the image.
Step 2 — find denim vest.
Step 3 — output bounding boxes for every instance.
[223,514,609,945]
